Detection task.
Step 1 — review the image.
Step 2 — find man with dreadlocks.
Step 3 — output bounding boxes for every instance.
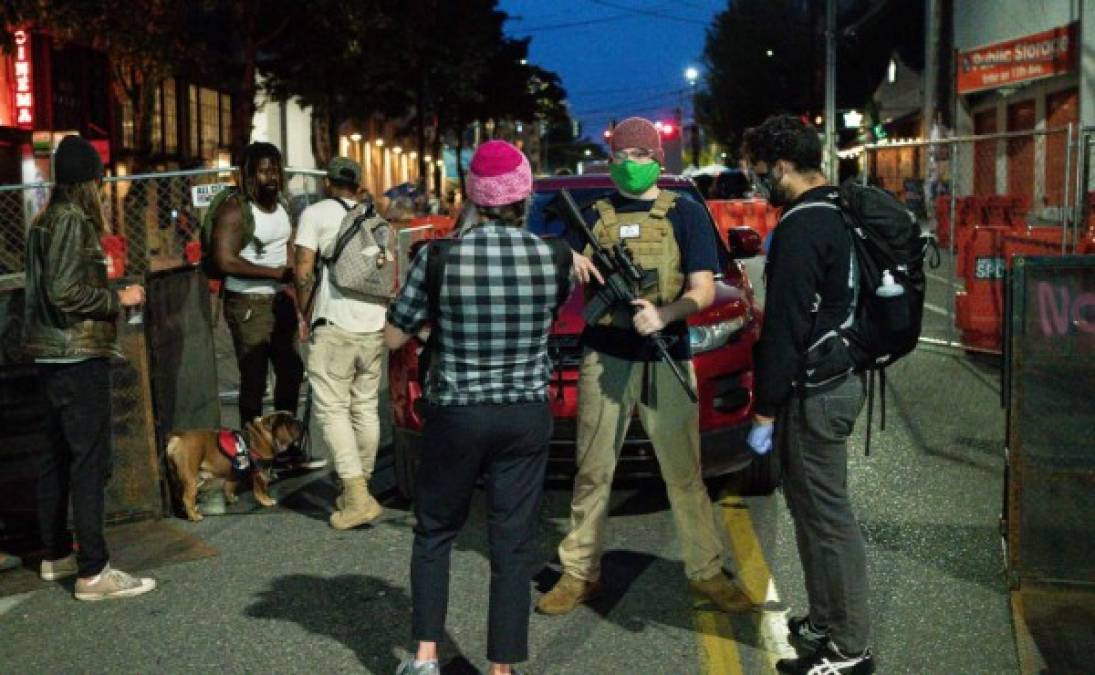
[211,142,324,470]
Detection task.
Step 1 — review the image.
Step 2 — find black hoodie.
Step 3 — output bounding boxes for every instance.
[753,186,853,416]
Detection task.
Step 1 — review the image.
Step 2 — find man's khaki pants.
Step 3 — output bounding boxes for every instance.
[558,349,724,582]
[306,324,385,481]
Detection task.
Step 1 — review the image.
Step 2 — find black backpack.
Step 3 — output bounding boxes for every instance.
[800,182,937,453]
[838,181,933,369]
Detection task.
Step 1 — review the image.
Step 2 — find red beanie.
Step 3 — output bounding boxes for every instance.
[466,140,533,207]
[610,117,664,164]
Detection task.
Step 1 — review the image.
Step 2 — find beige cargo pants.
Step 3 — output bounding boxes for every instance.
[558,349,725,582]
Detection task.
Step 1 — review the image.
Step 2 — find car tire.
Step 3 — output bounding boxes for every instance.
[393,428,419,501]
[737,450,781,496]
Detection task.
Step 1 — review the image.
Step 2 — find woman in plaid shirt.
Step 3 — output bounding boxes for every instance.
[386,141,575,675]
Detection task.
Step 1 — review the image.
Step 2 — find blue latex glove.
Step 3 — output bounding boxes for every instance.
[747,422,774,455]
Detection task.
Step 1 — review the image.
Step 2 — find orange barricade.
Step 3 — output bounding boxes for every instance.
[407,215,456,239]
[184,239,202,266]
[101,235,127,280]
[954,225,1009,351]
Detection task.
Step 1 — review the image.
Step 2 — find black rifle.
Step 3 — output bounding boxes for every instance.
[555,189,698,403]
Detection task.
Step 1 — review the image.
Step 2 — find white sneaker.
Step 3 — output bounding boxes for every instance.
[40,553,78,581]
[74,565,156,601]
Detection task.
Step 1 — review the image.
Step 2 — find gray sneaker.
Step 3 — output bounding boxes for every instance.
[395,657,440,675]
[74,565,156,601]
[40,553,78,581]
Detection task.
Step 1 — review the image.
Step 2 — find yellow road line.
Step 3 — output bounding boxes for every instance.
[694,602,745,675]
[694,494,794,674]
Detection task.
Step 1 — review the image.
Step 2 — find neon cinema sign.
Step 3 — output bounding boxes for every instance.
[13,29,34,128]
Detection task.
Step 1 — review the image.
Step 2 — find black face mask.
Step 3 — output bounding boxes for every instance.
[756,168,788,207]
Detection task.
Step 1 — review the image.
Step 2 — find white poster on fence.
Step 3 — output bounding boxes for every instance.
[191,183,233,209]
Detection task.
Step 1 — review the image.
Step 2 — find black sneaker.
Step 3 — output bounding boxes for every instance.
[787,615,828,653]
[776,642,875,675]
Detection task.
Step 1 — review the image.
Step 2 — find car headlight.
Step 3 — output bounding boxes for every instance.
[689,312,751,354]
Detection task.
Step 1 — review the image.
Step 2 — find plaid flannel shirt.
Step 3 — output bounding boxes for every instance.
[387,223,572,406]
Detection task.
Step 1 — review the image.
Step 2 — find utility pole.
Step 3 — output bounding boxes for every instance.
[825,0,837,183]
[923,0,941,141]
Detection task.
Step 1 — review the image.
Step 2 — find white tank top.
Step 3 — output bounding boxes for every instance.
[225,203,291,294]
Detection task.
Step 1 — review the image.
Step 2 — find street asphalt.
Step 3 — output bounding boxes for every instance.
[0,252,1020,674]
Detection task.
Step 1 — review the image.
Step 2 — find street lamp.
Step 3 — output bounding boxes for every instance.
[766,49,774,57]
[684,67,700,168]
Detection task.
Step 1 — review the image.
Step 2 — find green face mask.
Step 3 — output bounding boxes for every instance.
[610,160,661,195]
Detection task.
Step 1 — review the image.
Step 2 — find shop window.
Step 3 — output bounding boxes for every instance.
[163,79,178,154]
[220,95,232,149]
[1045,88,1078,207]
[151,87,163,152]
[974,109,997,196]
[200,87,219,160]
[189,85,199,157]
[121,99,135,150]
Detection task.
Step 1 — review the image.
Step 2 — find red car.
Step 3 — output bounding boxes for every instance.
[388,175,778,497]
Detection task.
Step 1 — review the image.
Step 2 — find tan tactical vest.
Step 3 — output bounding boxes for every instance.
[585,190,684,328]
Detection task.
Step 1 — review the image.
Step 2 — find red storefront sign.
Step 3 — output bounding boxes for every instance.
[957,23,1078,95]
[12,29,34,128]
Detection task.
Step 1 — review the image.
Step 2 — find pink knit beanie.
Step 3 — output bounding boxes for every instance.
[466,141,533,207]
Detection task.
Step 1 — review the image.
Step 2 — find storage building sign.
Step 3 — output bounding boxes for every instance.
[957,22,1078,95]
[12,29,34,128]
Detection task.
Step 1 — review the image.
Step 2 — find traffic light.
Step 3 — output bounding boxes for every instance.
[655,120,677,137]
[872,124,887,140]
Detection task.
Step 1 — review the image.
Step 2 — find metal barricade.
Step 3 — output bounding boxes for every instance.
[861,127,1078,354]
[0,166,327,279]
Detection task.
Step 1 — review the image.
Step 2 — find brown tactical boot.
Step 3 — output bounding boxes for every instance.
[329,476,382,530]
[535,572,601,615]
[689,571,754,613]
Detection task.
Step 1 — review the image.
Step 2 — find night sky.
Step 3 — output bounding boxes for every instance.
[499,0,725,144]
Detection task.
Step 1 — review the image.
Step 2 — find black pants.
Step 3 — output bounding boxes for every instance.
[36,358,113,577]
[411,401,552,664]
[779,374,870,654]
[224,290,304,425]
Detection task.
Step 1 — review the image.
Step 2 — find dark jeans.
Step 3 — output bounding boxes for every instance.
[37,358,113,577]
[224,290,303,425]
[778,374,870,654]
[411,401,552,664]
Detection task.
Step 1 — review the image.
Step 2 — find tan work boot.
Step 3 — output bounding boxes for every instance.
[689,572,754,613]
[74,565,156,601]
[536,572,601,615]
[329,476,382,529]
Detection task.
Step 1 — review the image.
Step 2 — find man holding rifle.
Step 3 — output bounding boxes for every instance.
[538,117,753,616]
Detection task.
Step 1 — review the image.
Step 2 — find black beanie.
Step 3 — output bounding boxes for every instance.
[54,135,104,184]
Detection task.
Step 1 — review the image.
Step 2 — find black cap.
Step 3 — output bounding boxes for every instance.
[54,135,104,184]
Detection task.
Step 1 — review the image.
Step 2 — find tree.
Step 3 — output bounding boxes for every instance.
[14,0,201,170]
[697,0,924,155]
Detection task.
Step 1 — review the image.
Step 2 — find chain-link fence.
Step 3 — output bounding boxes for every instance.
[0,167,327,278]
[861,126,1086,353]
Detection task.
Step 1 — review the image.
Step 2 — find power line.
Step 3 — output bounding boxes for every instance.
[510,13,634,33]
[570,87,685,116]
[586,0,709,26]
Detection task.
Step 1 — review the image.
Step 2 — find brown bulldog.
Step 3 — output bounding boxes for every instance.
[166,411,303,522]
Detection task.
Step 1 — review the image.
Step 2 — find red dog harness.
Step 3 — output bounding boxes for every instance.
[217,429,259,474]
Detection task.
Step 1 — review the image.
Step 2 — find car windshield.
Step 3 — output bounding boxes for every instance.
[526,186,730,266]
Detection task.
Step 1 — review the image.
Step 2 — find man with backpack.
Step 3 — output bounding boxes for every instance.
[385,140,573,675]
[743,115,875,674]
[293,157,387,529]
[208,142,322,469]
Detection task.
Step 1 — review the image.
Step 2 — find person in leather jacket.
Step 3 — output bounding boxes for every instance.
[23,135,156,601]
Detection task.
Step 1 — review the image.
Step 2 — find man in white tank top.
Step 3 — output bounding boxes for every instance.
[211,142,323,469]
